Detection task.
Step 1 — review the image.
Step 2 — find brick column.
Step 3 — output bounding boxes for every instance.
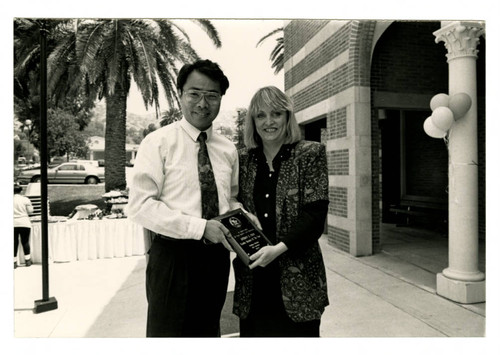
[434,21,485,303]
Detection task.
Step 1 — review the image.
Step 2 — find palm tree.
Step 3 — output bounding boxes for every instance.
[14,19,77,154]
[14,19,97,168]
[160,107,183,127]
[256,27,284,74]
[47,19,222,191]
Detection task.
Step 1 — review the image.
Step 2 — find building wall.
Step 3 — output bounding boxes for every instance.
[284,20,486,256]
[284,20,375,256]
[371,22,449,95]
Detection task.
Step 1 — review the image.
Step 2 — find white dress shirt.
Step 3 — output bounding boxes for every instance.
[127,118,243,240]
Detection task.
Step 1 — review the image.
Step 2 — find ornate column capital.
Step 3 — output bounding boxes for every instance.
[433,21,485,61]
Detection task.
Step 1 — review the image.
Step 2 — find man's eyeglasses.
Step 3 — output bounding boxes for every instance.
[184,90,221,105]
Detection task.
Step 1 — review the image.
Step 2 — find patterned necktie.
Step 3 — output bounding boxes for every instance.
[197,132,219,219]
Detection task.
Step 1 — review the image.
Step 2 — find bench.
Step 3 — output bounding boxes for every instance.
[389,195,447,226]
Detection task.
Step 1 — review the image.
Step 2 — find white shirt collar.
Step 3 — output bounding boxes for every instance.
[180,117,213,142]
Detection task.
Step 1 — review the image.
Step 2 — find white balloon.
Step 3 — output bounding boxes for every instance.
[431,106,454,131]
[424,116,447,139]
[449,92,472,119]
[430,93,449,111]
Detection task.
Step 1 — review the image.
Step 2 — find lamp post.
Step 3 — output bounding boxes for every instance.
[24,119,32,164]
[34,21,57,314]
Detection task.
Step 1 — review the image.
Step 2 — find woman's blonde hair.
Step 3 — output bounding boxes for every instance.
[243,86,302,148]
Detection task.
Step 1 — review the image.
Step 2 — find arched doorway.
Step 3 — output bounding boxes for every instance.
[371,21,450,235]
[370,21,485,270]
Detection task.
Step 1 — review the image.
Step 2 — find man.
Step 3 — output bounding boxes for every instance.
[128,59,246,337]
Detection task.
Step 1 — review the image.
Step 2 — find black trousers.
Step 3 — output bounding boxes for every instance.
[145,236,230,337]
[14,227,31,257]
[240,262,320,337]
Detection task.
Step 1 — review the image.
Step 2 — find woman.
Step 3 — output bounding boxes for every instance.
[14,183,34,268]
[233,86,329,337]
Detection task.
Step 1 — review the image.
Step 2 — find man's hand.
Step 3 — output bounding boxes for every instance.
[248,242,288,269]
[203,220,233,251]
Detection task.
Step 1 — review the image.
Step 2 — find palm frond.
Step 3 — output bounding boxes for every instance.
[189,19,222,48]
[155,20,181,52]
[255,27,284,75]
[155,54,181,110]
[102,19,128,95]
[270,40,284,61]
[271,56,284,74]
[167,20,193,44]
[47,34,77,96]
[76,20,108,81]
[256,27,283,47]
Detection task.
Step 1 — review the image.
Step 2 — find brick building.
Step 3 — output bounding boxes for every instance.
[283,20,486,303]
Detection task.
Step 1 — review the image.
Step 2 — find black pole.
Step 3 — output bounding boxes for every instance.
[34,20,57,314]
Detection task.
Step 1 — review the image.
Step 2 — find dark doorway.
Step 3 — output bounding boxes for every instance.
[304,117,327,143]
[303,117,328,234]
[381,109,448,227]
[380,109,401,223]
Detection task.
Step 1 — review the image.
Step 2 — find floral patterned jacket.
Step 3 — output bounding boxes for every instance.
[233,140,329,322]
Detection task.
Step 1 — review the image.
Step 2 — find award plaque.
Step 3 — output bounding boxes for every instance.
[215,208,272,266]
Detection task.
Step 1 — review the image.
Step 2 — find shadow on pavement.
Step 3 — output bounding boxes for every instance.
[84,257,239,337]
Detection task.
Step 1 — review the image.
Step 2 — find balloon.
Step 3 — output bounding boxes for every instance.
[431,106,454,131]
[430,93,449,111]
[449,92,472,119]
[424,116,447,138]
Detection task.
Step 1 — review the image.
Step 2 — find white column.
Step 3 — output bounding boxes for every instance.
[434,21,485,303]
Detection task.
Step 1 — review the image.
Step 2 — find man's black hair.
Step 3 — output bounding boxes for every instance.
[177,59,229,95]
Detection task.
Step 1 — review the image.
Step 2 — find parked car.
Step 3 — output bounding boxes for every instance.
[49,156,66,168]
[69,159,100,168]
[16,162,105,185]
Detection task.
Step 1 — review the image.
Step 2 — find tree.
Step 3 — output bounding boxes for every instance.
[14,137,27,162]
[84,118,105,138]
[127,126,143,144]
[256,27,284,75]
[234,108,247,150]
[46,108,90,161]
[47,19,222,191]
[142,123,158,138]
[14,19,95,157]
[160,108,183,127]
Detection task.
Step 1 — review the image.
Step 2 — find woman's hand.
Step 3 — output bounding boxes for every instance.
[245,212,262,230]
[249,242,288,269]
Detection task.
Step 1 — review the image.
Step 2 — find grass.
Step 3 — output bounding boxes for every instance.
[47,185,107,216]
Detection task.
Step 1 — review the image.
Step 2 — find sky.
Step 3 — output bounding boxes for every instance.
[127,19,285,117]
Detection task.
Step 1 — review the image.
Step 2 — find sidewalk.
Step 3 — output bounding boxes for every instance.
[319,237,485,337]
[12,226,488,339]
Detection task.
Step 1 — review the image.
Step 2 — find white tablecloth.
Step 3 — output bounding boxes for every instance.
[17,218,145,264]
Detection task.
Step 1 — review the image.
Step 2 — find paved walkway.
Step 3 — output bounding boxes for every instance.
[10,224,497,352]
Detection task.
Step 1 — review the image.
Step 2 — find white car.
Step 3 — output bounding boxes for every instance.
[17,162,105,185]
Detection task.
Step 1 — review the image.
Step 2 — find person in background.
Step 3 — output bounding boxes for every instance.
[14,183,33,269]
[128,59,258,337]
[233,86,330,337]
